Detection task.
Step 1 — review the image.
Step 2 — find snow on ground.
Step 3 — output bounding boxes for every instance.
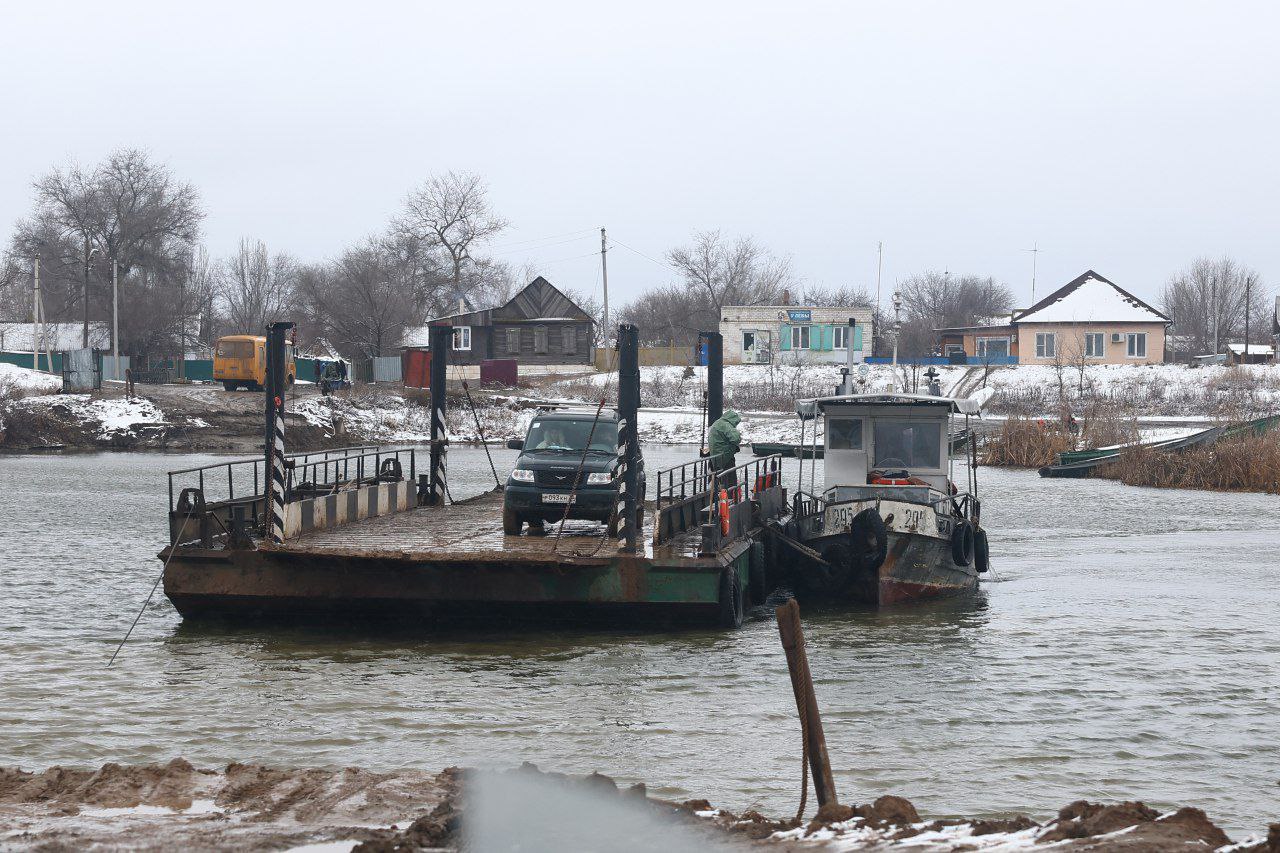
[0,363,62,396]
[18,394,168,437]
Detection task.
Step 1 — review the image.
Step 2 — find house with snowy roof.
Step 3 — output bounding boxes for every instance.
[936,271,1169,365]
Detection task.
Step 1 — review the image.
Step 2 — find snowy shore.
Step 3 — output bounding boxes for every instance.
[1,361,1277,452]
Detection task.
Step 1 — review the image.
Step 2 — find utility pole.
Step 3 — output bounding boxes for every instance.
[1023,244,1041,304]
[1245,274,1252,360]
[891,290,902,371]
[875,241,884,310]
[1212,276,1218,356]
[32,257,40,371]
[600,227,609,338]
[112,258,120,379]
[83,237,91,349]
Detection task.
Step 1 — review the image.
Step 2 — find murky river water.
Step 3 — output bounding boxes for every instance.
[1,446,1277,835]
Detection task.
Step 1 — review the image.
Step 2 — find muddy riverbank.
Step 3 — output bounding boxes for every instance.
[2,759,1273,851]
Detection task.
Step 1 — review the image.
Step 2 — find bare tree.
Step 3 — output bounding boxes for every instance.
[1,149,203,357]
[396,171,508,312]
[895,271,1013,358]
[1161,257,1271,356]
[802,284,874,309]
[216,238,297,333]
[667,230,793,315]
[299,239,417,359]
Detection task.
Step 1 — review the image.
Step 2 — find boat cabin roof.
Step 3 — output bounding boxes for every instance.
[795,392,980,420]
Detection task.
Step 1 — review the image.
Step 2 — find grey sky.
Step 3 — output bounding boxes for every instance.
[2,1,1277,311]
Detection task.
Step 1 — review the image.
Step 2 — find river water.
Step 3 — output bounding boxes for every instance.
[1,446,1277,835]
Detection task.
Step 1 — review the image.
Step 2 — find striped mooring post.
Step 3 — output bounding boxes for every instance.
[426,323,451,506]
[616,323,641,552]
[263,321,295,545]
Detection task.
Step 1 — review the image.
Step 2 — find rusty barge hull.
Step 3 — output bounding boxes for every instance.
[162,491,755,626]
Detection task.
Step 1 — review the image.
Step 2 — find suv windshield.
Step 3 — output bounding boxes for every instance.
[525,418,616,453]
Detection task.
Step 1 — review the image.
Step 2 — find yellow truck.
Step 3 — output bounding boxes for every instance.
[213,335,296,391]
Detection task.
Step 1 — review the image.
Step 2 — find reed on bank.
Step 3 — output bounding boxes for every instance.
[1101,431,1280,494]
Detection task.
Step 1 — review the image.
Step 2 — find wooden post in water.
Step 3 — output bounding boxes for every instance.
[776,597,838,811]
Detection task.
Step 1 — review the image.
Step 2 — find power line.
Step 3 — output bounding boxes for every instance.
[609,237,677,273]
[485,227,597,252]
[487,233,596,257]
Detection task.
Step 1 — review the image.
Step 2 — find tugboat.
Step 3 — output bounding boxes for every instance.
[778,326,989,605]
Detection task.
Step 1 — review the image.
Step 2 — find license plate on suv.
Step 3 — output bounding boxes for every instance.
[542,493,575,504]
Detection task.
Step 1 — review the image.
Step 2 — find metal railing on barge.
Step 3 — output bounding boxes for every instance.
[166,445,419,546]
[654,453,785,551]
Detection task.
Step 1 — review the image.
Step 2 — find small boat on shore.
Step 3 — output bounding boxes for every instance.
[772,391,989,605]
[1038,414,1280,478]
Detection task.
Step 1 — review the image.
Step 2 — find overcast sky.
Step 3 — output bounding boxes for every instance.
[2,1,1277,311]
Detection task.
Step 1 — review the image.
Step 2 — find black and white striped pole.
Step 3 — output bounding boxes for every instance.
[617,323,641,552]
[263,321,295,545]
[426,323,451,506]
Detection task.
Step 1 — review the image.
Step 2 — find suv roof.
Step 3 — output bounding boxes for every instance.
[531,408,619,421]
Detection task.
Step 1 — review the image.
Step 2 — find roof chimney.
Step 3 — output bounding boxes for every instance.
[782,289,791,306]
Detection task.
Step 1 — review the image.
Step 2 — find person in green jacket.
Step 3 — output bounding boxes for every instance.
[707,409,742,485]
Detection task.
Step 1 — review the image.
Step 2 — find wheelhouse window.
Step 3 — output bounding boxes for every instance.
[790,325,811,350]
[452,326,471,351]
[1126,332,1147,358]
[1035,332,1056,358]
[873,420,943,470]
[833,326,849,350]
[1085,332,1105,358]
[827,418,863,450]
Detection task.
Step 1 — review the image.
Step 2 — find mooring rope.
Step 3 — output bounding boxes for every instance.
[551,397,608,555]
[460,378,502,489]
[108,514,190,667]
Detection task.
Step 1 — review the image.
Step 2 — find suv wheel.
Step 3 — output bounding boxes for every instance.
[502,506,523,536]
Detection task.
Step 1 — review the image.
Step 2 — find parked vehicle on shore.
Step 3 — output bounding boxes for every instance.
[213,335,295,391]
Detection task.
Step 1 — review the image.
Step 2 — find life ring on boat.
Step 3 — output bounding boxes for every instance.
[974,527,989,574]
[951,520,975,567]
[718,488,730,536]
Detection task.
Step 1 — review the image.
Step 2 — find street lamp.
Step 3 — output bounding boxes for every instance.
[891,290,903,371]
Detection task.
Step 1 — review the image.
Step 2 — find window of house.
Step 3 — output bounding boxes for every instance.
[977,337,1009,359]
[827,418,863,450]
[1085,332,1105,358]
[506,327,520,354]
[534,326,548,354]
[563,326,577,354]
[833,326,849,350]
[452,326,471,351]
[790,325,811,350]
[1035,332,1056,358]
[1127,332,1147,358]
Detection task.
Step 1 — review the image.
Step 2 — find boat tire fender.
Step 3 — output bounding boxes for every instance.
[974,527,989,573]
[717,566,745,628]
[850,508,888,573]
[952,520,975,567]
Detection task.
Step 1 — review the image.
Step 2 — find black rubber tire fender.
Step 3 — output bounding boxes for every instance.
[952,520,975,567]
[717,566,745,629]
[850,508,889,573]
[974,527,990,573]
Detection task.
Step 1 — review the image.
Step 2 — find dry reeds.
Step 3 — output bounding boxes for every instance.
[1101,432,1280,494]
[981,417,1075,468]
